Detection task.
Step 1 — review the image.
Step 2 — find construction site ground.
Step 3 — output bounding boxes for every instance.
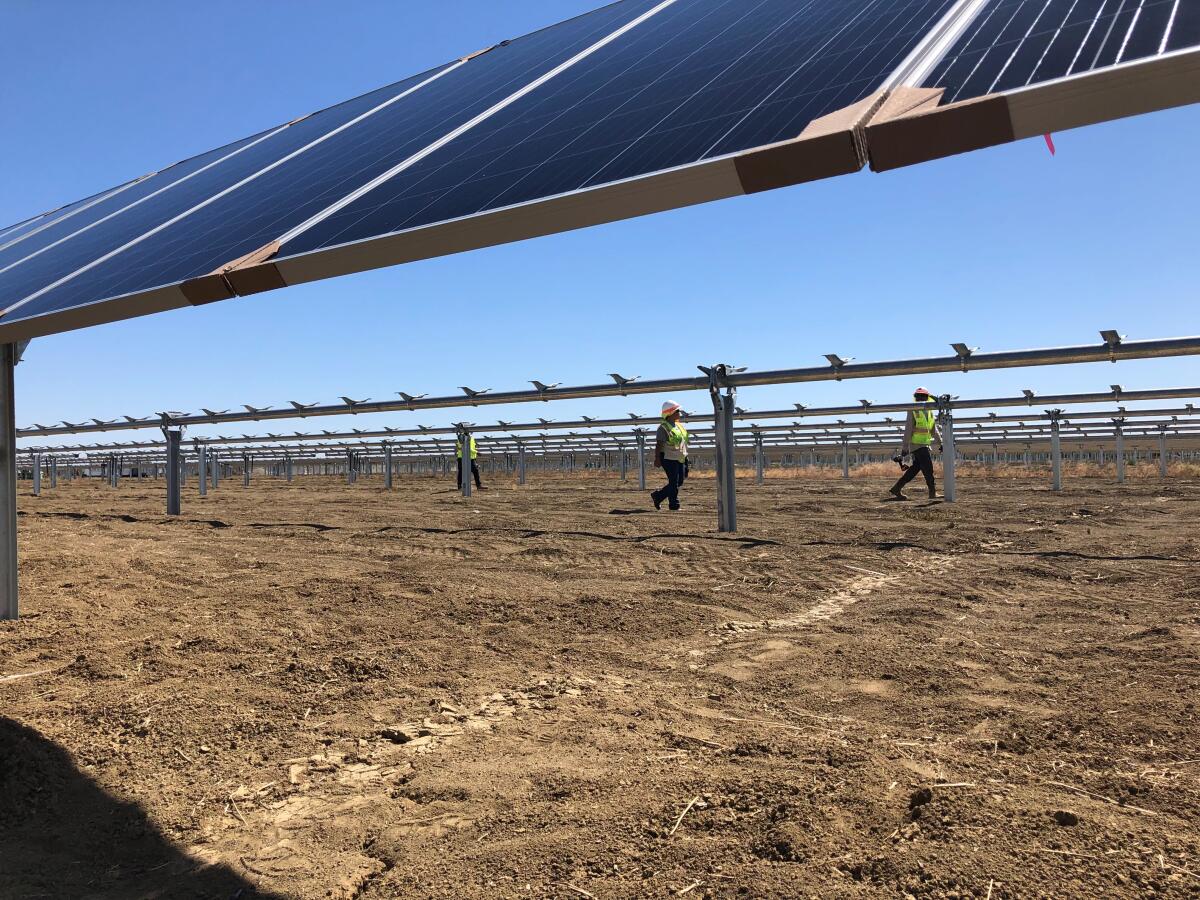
[2,472,1198,899]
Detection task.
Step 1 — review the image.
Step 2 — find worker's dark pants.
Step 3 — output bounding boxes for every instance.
[456,458,482,488]
[893,446,935,495]
[653,458,687,509]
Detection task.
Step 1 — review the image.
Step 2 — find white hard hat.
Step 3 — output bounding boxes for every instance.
[661,401,681,416]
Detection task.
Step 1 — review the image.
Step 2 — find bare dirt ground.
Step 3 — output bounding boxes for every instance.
[2,471,1198,899]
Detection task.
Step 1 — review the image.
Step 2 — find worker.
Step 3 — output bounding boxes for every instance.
[889,387,940,500]
[455,435,484,490]
[651,401,689,511]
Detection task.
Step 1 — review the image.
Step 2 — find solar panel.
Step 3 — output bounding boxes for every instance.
[0,0,1197,342]
[277,0,958,259]
[0,0,657,329]
[866,0,1200,170]
[924,0,1200,102]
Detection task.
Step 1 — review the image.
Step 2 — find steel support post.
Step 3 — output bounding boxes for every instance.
[1049,411,1063,491]
[708,364,738,533]
[164,429,182,516]
[457,426,473,497]
[383,443,393,490]
[939,400,956,503]
[211,452,220,489]
[635,430,646,490]
[754,432,764,485]
[50,458,58,489]
[619,447,627,482]
[1158,427,1169,478]
[32,453,41,497]
[841,437,850,480]
[518,443,527,485]
[0,344,17,620]
[198,445,208,496]
[1114,422,1125,483]
[243,453,251,487]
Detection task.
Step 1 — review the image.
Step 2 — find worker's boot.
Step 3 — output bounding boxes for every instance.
[889,484,909,501]
[651,491,663,510]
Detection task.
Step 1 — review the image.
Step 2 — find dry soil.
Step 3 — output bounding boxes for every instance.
[1,471,1198,899]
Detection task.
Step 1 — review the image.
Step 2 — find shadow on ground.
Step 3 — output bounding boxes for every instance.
[0,717,283,900]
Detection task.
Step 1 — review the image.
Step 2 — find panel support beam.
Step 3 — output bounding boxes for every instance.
[707,364,739,534]
[1114,421,1126,483]
[939,397,956,503]
[457,425,473,498]
[1049,410,1063,491]
[0,344,19,620]
[164,426,182,516]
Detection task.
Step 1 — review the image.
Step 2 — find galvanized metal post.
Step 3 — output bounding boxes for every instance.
[1049,410,1063,491]
[707,364,738,533]
[243,453,251,487]
[754,431,764,485]
[841,436,850,480]
[211,451,220,489]
[198,445,208,496]
[619,446,627,482]
[1158,426,1169,478]
[518,442,527,485]
[286,454,294,483]
[383,442,393,490]
[32,453,41,497]
[50,457,58,489]
[0,344,18,620]
[457,426,473,497]
[164,428,182,516]
[939,400,956,503]
[635,430,646,491]
[1114,421,1125,483]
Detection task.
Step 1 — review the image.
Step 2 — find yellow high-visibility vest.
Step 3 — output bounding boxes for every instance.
[456,437,478,460]
[663,419,688,458]
[912,405,936,447]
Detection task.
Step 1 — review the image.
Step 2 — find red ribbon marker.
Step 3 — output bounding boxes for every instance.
[1044,133,1056,155]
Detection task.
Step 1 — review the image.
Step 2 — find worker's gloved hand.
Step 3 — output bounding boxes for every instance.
[938,444,944,453]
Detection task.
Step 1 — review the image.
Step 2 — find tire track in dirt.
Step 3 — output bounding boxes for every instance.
[677,551,960,687]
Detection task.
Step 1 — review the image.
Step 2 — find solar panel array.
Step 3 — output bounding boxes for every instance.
[926,0,1200,102]
[1,0,1197,342]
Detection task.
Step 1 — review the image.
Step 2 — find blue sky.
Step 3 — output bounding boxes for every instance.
[2,0,1197,450]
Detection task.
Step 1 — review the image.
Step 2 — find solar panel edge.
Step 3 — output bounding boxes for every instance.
[866,44,1200,172]
[0,282,190,343]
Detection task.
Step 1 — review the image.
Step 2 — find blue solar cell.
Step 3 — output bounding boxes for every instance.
[0,66,449,316]
[4,0,656,325]
[280,0,956,257]
[0,134,274,278]
[0,182,139,254]
[922,0,1200,103]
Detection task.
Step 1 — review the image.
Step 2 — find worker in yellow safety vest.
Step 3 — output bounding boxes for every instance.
[889,387,941,500]
[455,435,484,490]
[651,401,689,511]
